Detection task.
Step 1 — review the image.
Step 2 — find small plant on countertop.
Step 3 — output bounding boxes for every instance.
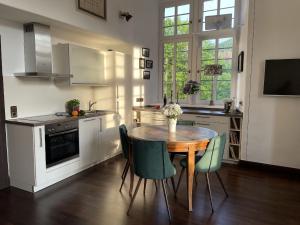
[66,99,80,115]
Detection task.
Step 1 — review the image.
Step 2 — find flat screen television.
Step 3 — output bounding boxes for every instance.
[264,59,300,96]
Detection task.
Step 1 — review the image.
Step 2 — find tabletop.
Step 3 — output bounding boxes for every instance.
[127,125,217,144]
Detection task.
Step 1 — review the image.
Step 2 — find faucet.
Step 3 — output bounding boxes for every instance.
[88,101,97,112]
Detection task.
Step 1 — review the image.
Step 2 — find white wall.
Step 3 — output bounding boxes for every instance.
[0,0,160,119]
[240,0,300,169]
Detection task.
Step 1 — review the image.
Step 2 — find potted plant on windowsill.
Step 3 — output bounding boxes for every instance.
[163,103,183,133]
[183,80,200,105]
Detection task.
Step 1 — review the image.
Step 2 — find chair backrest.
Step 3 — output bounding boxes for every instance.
[119,124,129,159]
[177,120,194,126]
[131,138,176,180]
[196,133,226,173]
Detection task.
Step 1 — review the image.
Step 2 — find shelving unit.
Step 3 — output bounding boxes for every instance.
[229,117,242,161]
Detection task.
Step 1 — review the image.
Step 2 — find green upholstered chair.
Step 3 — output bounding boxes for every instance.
[119,124,130,192]
[169,120,195,162]
[176,134,228,213]
[127,138,176,222]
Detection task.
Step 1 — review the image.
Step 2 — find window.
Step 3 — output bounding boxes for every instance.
[163,41,190,101]
[200,37,233,101]
[163,4,191,37]
[202,0,236,31]
[160,0,238,105]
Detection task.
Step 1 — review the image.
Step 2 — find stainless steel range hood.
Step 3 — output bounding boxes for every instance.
[14,23,72,79]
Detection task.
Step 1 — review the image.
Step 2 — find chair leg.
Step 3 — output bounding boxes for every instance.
[154,180,158,190]
[205,173,214,213]
[175,167,185,194]
[215,171,228,198]
[121,160,129,179]
[119,161,130,192]
[143,179,147,195]
[127,177,143,215]
[170,153,175,162]
[170,177,176,194]
[161,180,172,222]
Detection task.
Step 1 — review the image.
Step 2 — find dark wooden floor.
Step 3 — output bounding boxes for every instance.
[0,157,299,225]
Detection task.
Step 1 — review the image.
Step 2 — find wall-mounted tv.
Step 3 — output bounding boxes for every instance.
[264,59,300,96]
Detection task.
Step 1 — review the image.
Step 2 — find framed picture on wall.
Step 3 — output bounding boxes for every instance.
[143,71,150,80]
[78,0,107,20]
[142,48,150,57]
[146,60,153,69]
[139,58,145,69]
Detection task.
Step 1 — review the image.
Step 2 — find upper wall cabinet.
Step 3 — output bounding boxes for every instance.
[53,44,109,86]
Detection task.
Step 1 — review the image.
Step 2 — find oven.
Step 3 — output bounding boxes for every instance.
[45,120,79,168]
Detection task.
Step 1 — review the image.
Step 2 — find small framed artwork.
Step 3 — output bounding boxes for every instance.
[143,71,150,80]
[146,60,153,69]
[78,0,107,20]
[238,51,244,72]
[142,48,150,57]
[139,58,145,69]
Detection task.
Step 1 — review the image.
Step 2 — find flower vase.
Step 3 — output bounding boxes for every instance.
[168,118,177,133]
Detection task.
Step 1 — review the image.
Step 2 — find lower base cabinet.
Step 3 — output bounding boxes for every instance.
[6,113,121,193]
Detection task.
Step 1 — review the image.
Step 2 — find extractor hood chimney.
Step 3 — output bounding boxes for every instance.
[14,23,72,79]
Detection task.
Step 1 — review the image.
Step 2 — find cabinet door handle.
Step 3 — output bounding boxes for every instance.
[39,128,43,148]
[196,123,210,126]
[196,116,211,119]
[83,118,96,122]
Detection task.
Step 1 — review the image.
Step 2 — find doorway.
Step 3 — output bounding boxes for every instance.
[0,36,9,189]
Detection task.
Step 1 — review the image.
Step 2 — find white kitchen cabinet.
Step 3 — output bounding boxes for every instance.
[79,117,101,167]
[53,43,106,85]
[99,114,121,161]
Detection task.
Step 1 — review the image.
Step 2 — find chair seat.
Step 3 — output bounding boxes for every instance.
[179,155,202,168]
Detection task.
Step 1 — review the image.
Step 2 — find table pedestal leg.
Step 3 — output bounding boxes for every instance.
[187,145,195,212]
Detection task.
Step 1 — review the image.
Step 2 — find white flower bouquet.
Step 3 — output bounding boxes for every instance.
[163,104,183,119]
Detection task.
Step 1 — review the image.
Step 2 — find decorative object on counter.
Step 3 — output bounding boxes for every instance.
[163,104,183,133]
[146,60,153,69]
[143,71,150,80]
[238,51,244,72]
[78,0,106,20]
[183,80,200,105]
[224,99,233,113]
[142,48,150,57]
[66,99,80,115]
[119,11,133,22]
[79,110,86,116]
[163,94,167,107]
[139,58,145,69]
[204,64,223,106]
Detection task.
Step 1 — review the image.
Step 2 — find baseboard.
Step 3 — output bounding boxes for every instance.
[239,160,300,178]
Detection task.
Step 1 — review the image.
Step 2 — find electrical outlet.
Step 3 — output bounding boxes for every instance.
[10,106,18,118]
[136,98,144,103]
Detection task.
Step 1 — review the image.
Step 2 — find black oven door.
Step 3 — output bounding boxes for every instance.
[45,129,79,168]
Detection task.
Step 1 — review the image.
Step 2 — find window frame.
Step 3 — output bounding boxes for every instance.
[159,0,240,106]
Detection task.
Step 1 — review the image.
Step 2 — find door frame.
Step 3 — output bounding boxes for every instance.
[0,35,9,189]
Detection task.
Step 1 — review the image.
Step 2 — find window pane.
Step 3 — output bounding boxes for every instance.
[202,49,216,61]
[177,14,190,25]
[164,17,175,27]
[219,38,233,48]
[218,59,232,70]
[217,81,231,100]
[202,39,216,49]
[177,42,189,51]
[177,25,189,35]
[163,43,174,96]
[218,71,232,81]
[220,7,235,18]
[164,27,174,36]
[200,90,211,100]
[204,0,218,11]
[200,81,213,91]
[203,10,218,23]
[176,42,189,100]
[218,48,232,59]
[165,7,175,17]
[220,0,235,8]
[201,59,216,70]
[177,4,190,15]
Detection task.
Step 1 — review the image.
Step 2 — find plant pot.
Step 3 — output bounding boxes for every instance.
[168,118,177,133]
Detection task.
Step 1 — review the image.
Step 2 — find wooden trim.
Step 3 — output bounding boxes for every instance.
[0,36,10,189]
[239,160,300,178]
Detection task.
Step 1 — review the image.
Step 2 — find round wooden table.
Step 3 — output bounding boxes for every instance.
[128,125,217,212]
